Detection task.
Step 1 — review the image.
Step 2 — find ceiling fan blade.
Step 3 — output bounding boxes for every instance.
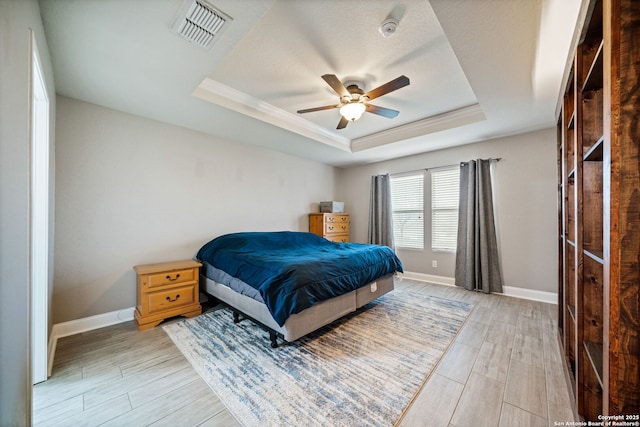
[322,74,350,98]
[336,116,349,129]
[297,104,340,114]
[365,104,400,118]
[363,75,410,101]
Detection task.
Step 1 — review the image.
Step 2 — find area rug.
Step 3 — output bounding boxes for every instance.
[163,290,473,427]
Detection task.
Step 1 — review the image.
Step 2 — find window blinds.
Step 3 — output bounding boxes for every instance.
[431,167,460,251]
[390,173,424,249]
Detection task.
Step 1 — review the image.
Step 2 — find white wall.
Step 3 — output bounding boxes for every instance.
[337,128,558,294]
[54,96,337,324]
[0,0,56,424]
[54,100,558,326]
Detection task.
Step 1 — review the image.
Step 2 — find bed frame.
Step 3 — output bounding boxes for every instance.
[201,273,395,347]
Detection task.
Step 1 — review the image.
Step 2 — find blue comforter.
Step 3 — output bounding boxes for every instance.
[196,231,403,326]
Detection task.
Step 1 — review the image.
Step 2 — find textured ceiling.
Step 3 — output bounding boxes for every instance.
[39,0,582,167]
[204,0,478,139]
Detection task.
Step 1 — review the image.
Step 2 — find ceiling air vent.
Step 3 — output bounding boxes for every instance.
[171,0,232,49]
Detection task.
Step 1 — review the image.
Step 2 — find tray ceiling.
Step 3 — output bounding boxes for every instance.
[40,0,581,166]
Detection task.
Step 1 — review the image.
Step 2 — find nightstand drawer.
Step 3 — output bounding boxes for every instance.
[134,259,202,331]
[146,268,196,288]
[147,284,197,313]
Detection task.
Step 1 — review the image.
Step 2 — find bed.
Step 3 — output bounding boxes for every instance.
[196,231,403,347]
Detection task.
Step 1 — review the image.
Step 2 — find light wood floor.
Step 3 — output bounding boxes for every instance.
[33,279,576,426]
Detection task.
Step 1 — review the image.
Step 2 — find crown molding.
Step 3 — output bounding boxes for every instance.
[193,78,485,154]
[193,78,351,152]
[350,104,485,152]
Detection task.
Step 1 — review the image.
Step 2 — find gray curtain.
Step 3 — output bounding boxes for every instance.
[368,174,395,249]
[455,159,503,293]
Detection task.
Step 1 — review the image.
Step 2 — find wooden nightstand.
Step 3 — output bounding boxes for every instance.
[134,259,202,331]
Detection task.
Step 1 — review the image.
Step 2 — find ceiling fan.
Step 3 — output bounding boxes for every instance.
[297,74,410,129]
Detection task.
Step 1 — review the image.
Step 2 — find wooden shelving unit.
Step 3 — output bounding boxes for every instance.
[557,0,639,421]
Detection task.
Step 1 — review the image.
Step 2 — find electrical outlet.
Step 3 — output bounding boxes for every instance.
[432,260,438,268]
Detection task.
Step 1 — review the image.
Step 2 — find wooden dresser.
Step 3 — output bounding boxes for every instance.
[309,213,350,242]
[134,259,202,331]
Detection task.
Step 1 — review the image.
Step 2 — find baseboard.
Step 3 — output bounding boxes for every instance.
[402,271,455,286]
[47,307,135,377]
[402,271,557,305]
[501,285,557,304]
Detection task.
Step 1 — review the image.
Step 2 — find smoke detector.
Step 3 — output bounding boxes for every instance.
[171,0,232,49]
[379,18,399,38]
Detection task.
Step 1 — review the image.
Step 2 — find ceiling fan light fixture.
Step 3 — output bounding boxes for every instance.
[340,102,366,121]
[297,74,409,128]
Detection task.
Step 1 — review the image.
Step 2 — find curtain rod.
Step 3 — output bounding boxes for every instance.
[389,157,501,176]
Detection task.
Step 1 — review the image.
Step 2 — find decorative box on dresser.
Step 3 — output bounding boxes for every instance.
[134,259,202,331]
[309,213,350,242]
[556,0,639,421]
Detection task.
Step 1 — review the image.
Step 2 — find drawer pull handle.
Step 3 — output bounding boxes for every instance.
[166,274,180,281]
[166,294,180,302]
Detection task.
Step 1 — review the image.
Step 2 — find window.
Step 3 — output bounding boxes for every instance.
[431,167,460,251]
[390,172,424,249]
